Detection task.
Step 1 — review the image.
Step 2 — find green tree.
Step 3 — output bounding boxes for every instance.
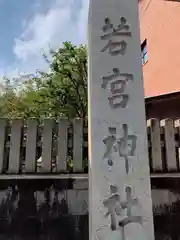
[45,41,88,119]
[0,42,88,120]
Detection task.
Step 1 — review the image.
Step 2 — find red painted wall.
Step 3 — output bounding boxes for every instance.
[139,0,180,97]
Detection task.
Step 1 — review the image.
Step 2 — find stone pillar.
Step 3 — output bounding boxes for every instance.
[88,0,155,239]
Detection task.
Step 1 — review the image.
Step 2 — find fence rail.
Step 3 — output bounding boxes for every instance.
[0,118,179,176]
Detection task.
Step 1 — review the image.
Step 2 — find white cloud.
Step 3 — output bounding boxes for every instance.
[77,0,89,43]
[12,0,88,74]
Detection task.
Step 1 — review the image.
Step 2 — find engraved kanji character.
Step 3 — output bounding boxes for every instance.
[103,125,137,172]
[103,185,142,240]
[103,127,117,167]
[101,40,127,56]
[116,124,137,174]
[101,17,113,38]
[101,17,131,40]
[117,186,142,240]
[100,17,131,55]
[101,68,133,90]
[108,94,129,109]
[101,68,133,109]
[103,185,122,231]
[119,186,142,227]
[114,17,131,36]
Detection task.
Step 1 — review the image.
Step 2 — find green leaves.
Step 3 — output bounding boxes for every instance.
[0,42,88,120]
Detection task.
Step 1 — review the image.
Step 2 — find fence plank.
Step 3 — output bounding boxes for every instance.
[57,118,69,172]
[25,119,38,172]
[0,119,7,172]
[41,119,54,172]
[8,119,23,173]
[147,119,162,171]
[175,119,180,170]
[161,119,177,171]
[73,118,83,172]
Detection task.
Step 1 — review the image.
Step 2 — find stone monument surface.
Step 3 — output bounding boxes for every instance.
[88,0,155,239]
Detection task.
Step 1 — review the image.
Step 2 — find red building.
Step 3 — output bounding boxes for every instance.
[139,0,180,119]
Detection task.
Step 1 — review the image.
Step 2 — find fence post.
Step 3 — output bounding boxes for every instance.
[174,119,180,170]
[73,118,83,172]
[8,119,23,173]
[0,119,7,172]
[41,119,54,172]
[161,119,177,171]
[25,119,38,172]
[147,119,163,171]
[57,118,69,172]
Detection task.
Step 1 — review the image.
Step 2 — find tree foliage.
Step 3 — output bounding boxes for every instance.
[0,42,88,120]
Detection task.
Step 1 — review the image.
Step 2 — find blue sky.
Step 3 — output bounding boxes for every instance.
[0,0,88,78]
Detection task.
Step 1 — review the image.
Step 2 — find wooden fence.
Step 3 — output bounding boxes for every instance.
[0,118,88,177]
[0,118,179,177]
[147,118,180,175]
